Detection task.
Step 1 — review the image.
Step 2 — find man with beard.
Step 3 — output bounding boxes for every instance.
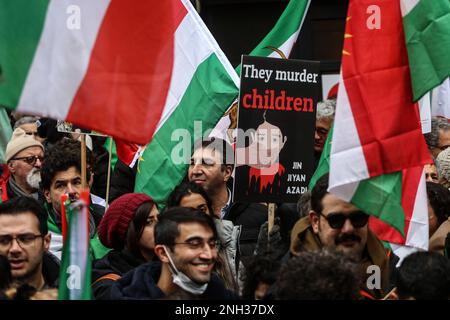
[290,174,397,299]
[0,197,59,291]
[1,128,44,202]
[40,138,109,260]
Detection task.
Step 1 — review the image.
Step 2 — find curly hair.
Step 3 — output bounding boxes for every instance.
[40,138,93,191]
[426,181,450,225]
[316,99,336,121]
[241,254,281,299]
[276,250,360,300]
[424,117,450,149]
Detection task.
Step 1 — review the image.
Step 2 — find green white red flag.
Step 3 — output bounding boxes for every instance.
[0,0,177,145]
[58,191,92,300]
[327,0,432,254]
[401,0,450,101]
[134,0,239,202]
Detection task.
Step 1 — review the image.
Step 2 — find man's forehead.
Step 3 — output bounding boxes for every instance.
[424,163,437,172]
[177,222,214,240]
[0,211,40,232]
[191,148,221,161]
[321,193,360,213]
[52,167,81,183]
[15,146,44,157]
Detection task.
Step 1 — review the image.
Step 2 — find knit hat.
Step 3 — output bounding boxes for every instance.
[98,193,153,249]
[5,128,44,163]
[437,147,450,187]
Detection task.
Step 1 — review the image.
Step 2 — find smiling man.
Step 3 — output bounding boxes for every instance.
[0,196,59,290]
[109,207,238,300]
[290,174,397,299]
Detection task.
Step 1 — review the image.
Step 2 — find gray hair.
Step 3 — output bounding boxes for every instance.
[316,99,336,121]
[13,116,39,130]
[424,117,450,148]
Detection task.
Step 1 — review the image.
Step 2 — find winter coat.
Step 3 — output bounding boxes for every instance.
[42,251,60,289]
[214,219,242,292]
[109,261,239,300]
[92,249,146,300]
[108,159,137,204]
[429,217,450,255]
[223,202,268,267]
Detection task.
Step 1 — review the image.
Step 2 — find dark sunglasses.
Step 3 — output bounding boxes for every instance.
[11,155,44,166]
[319,211,369,229]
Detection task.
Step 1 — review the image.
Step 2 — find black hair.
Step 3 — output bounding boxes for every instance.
[167,181,213,215]
[0,196,48,235]
[125,200,156,259]
[276,250,360,300]
[241,254,281,299]
[154,207,217,248]
[0,255,12,291]
[192,137,234,168]
[40,138,93,191]
[426,181,450,226]
[396,251,450,300]
[310,173,329,214]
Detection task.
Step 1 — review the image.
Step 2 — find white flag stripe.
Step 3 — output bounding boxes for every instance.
[400,0,420,17]
[17,0,111,119]
[404,169,429,250]
[329,72,369,198]
[155,0,239,132]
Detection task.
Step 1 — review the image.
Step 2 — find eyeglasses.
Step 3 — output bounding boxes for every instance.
[172,239,220,251]
[319,212,369,229]
[0,233,43,250]
[11,155,44,166]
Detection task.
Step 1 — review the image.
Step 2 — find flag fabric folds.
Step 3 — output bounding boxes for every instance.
[0,0,178,145]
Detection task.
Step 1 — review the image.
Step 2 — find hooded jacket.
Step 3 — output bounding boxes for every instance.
[92,249,146,300]
[290,217,395,299]
[109,261,239,300]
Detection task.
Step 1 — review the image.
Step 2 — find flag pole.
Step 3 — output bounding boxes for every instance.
[267,203,276,249]
[104,138,113,210]
[80,134,87,188]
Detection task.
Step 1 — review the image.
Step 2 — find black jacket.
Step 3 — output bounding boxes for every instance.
[109,261,239,300]
[42,251,60,289]
[92,249,146,300]
[108,159,137,203]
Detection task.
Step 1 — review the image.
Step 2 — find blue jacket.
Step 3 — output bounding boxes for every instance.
[109,261,239,300]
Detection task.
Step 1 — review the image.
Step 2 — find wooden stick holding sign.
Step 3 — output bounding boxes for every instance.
[267,203,276,249]
[104,138,113,210]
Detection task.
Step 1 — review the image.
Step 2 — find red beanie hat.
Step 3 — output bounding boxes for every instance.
[98,193,153,249]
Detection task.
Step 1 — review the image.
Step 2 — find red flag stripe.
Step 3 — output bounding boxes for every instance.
[342,1,430,177]
[67,0,187,144]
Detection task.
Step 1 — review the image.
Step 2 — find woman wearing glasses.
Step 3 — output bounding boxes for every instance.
[92,193,159,300]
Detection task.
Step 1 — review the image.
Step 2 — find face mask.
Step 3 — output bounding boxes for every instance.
[163,246,208,295]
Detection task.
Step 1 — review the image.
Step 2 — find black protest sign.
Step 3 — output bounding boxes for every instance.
[233,55,320,203]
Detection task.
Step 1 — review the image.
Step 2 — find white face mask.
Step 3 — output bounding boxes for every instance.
[162,245,208,295]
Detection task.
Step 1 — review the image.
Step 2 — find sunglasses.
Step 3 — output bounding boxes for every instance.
[319,211,369,229]
[11,155,44,166]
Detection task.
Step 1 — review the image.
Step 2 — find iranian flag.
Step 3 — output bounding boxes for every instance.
[58,192,92,300]
[401,0,450,101]
[134,0,239,202]
[328,0,432,256]
[211,0,311,142]
[0,0,178,145]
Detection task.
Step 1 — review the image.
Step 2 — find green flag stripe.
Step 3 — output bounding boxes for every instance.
[351,172,405,235]
[403,0,450,101]
[0,0,49,108]
[135,54,238,203]
[249,0,309,57]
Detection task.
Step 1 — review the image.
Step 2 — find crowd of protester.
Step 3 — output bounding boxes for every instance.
[1,106,450,300]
